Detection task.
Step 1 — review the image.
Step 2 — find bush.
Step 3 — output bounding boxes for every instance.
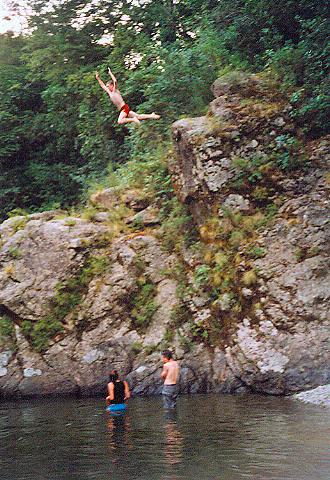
[274,134,307,171]
[9,217,28,233]
[229,230,245,249]
[131,281,158,330]
[0,315,15,340]
[156,183,198,251]
[30,317,64,353]
[8,246,22,259]
[131,341,143,355]
[247,246,267,259]
[170,303,191,327]
[242,270,258,286]
[194,265,211,288]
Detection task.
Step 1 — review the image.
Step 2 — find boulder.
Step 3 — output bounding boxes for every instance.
[90,188,118,209]
[0,215,109,319]
[170,74,330,394]
[226,319,330,395]
[170,76,290,224]
[127,206,160,227]
[223,194,250,212]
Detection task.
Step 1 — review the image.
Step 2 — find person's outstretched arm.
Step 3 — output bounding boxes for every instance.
[95,71,110,94]
[108,67,117,89]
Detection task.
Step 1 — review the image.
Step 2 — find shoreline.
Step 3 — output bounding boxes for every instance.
[2,385,330,404]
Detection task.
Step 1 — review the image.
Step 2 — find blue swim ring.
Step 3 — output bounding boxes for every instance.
[107,403,126,412]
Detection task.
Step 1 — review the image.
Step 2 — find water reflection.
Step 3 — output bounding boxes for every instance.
[107,413,133,462]
[162,410,183,480]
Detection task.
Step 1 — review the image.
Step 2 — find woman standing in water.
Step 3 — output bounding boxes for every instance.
[106,370,130,410]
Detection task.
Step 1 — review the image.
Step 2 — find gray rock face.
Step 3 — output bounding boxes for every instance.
[0,215,108,319]
[226,319,329,395]
[170,77,292,224]
[0,214,244,397]
[254,169,330,330]
[170,74,330,395]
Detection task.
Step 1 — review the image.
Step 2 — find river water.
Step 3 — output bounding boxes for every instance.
[0,394,329,480]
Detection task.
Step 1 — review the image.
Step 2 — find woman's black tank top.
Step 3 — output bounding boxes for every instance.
[113,381,125,404]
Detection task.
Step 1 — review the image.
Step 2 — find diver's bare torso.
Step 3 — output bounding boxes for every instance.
[107,88,125,110]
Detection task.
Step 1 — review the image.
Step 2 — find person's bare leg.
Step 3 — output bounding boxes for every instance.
[129,111,161,121]
[137,113,161,120]
[118,111,140,125]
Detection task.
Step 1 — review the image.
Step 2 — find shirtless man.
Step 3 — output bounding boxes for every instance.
[161,350,180,409]
[95,67,161,126]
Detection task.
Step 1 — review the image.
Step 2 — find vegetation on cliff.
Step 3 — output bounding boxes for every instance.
[0,0,328,219]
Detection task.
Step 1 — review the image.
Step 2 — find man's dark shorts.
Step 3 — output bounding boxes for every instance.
[162,384,178,409]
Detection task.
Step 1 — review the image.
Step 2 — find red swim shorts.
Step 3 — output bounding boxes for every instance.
[120,103,130,116]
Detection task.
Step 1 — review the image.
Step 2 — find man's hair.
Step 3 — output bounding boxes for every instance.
[106,81,114,87]
[162,350,173,360]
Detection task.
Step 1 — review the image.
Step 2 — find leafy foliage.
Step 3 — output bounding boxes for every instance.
[0,0,328,221]
[131,280,158,330]
[0,315,15,341]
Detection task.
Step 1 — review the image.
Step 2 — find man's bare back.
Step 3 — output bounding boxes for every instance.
[162,358,179,385]
[161,350,179,409]
[163,360,179,385]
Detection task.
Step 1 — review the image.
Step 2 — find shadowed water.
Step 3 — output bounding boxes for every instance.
[0,394,329,480]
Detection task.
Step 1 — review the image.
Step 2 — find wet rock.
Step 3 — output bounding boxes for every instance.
[293,384,330,407]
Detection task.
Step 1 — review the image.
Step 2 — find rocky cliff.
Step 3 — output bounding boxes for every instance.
[0,74,329,398]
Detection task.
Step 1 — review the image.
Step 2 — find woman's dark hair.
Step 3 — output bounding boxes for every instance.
[162,350,173,360]
[109,370,119,383]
